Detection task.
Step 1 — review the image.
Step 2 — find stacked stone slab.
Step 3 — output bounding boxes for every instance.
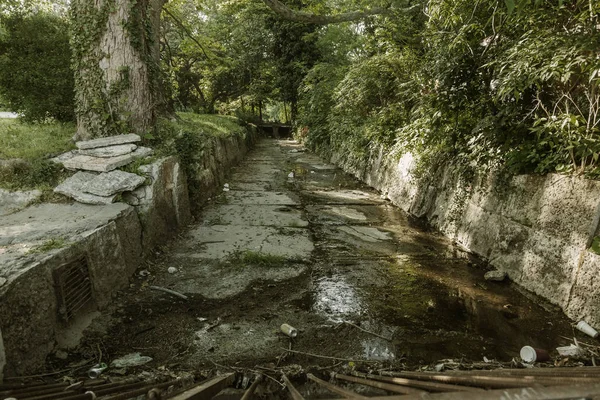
[53,134,152,205]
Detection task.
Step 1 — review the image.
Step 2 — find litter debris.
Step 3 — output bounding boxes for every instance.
[139,269,150,277]
[197,317,208,322]
[280,323,298,338]
[149,285,188,300]
[288,172,295,179]
[484,270,507,281]
[576,321,599,338]
[520,346,550,363]
[111,353,153,368]
[434,363,445,372]
[88,362,108,379]
[167,267,178,274]
[557,344,585,357]
[223,183,230,192]
[310,171,315,174]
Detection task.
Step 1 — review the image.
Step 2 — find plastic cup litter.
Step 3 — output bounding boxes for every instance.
[576,321,599,338]
[520,346,550,363]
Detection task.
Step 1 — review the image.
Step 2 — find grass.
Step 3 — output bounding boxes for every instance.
[175,112,247,137]
[0,119,74,191]
[0,119,75,160]
[28,238,66,254]
[222,250,290,269]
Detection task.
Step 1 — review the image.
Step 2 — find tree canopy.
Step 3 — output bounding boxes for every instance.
[1,0,599,177]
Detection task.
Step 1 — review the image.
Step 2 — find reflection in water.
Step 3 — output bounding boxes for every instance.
[313,276,364,322]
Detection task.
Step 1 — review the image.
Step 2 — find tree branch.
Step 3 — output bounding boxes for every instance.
[261,0,418,24]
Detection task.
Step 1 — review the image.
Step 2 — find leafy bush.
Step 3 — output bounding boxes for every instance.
[0,12,75,122]
[299,0,600,178]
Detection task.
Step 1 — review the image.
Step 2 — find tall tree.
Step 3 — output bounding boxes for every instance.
[70,0,165,140]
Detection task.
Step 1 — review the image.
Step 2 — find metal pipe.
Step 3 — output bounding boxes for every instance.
[333,374,427,395]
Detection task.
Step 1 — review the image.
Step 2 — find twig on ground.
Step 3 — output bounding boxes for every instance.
[344,321,392,341]
[149,286,189,300]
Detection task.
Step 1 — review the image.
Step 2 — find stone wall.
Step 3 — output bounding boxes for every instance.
[0,126,257,379]
[326,144,600,327]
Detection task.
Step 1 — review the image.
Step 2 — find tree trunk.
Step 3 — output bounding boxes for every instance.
[71,0,165,140]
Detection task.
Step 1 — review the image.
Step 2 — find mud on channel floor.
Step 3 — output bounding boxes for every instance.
[49,139,578,375]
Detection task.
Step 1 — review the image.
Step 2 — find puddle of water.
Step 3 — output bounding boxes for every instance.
[310,256,573,363]
[313,276,365,322]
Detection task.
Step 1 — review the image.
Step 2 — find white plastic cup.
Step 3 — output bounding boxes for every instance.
[520,346,550,363]
[576,321,599,338]
[280,323,298,338]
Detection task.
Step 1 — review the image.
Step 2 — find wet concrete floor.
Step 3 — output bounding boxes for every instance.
[73,139,575,370]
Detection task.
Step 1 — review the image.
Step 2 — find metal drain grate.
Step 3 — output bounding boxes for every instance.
[53,256,93,322]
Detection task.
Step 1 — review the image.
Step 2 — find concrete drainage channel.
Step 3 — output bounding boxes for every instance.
[2,138,600,398]
[0,130,255,379]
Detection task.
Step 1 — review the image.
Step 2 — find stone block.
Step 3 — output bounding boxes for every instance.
[81,170,146,197]
[54,172,117,205]
[0,188,41,216]
[76,134,141,150]
[79,144,137,158]
[62,147,153,172]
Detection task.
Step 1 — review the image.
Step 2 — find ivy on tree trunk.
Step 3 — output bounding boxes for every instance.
[71,0,165,140]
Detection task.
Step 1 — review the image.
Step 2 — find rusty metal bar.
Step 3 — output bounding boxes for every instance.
[442,367,600,377]
[362,382,600,400]
[167,373,235,400]
[351,372,484,393]
[282,374,305,400]
[333,374,427,395]
[240,375,262,400]
[307,373,367,399]
[100,379,186,400]
[379,371,597,389]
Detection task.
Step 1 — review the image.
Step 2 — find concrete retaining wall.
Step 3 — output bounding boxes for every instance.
[325,143,600,328]
[0,126,256,379]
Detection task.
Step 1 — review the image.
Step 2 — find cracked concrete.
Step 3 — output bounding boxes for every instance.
[71,139,579,372]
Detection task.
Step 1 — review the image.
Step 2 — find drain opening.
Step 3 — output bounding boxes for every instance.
[53,256,94,322]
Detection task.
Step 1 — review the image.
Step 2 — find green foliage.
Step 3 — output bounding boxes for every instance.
[0,119,75,160]
[0,119,73,190]
[0,12,75,122]
[298,0,600,179]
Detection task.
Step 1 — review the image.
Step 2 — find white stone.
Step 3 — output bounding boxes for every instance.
[0,188,42,216]
[76,134,141,150]
[50,150,77,164]
[79,144,137,158]
[168,267,178,274]
[54,172,117,205]
[62,147,153,173]
[484,270,508,282]
[81,170,146,197]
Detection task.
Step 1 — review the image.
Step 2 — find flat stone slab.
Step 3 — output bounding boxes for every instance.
[81,170,146,197]
[79,144,137,158]
[0,188,41,216]
[62,147,153,172]
[202,205,308,227]
[224,191,299,205]
[54,172,117,205]
[76,134,141,150]
[178,225,313,260]
[338,226,393,243]
[0,202,131,279]
[306,189,387,205]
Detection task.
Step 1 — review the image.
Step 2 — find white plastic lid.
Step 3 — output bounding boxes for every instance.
[520,346,536,363]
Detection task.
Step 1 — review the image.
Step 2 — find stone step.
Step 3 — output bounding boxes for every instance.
[76,134,141,150]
